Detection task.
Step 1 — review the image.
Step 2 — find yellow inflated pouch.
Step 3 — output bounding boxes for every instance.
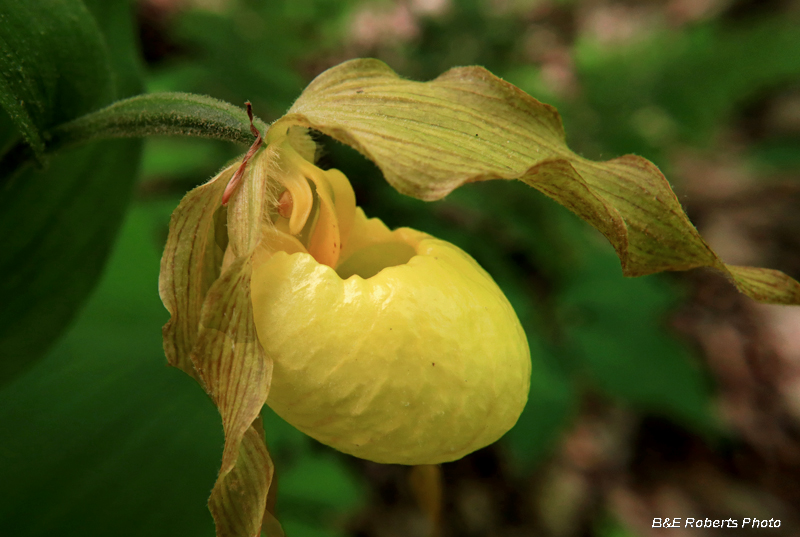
[248,137,531,465]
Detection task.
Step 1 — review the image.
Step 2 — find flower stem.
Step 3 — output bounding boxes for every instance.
[0,92,268,180]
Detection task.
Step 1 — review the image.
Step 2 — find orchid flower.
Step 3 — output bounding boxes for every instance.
[158,59,800,537]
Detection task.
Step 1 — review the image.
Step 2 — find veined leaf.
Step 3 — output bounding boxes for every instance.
[274,58,800,305]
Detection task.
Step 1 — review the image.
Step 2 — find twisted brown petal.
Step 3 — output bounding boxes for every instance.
[192,256,277,536]
[208,414,283,537]
[159,165,234,379]
[275,58,800,304]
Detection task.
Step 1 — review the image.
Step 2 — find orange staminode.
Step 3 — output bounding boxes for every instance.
[277,190,293,219]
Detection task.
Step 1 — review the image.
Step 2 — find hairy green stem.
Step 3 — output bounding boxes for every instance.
[0,92,268,179]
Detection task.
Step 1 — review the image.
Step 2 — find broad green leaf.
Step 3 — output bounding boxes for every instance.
[0,0,113,159]
[0,202,222,537]
[82,0,142,107]
[0,140,141,383]
[274,58,800,305]
[0,0,144,384]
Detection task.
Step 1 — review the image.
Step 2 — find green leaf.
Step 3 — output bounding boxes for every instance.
[0,0,114,159]
[0,202,222,537]
[82,0,143,92]
[273,58,800,305]
[0,0,143,384]
[0,141,141,382]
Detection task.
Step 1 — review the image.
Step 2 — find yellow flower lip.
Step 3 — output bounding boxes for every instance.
[251,162,532,463]
[251,236,531,464]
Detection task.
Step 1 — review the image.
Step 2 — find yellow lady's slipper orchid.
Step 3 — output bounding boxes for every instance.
[243,130,531,465]
[160,118,531,536]
[156,57,800,537]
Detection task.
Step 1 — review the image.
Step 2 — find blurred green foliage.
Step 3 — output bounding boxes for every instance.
[571,18,800,164]
[2,0,800,535]
[147,0,361,118]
